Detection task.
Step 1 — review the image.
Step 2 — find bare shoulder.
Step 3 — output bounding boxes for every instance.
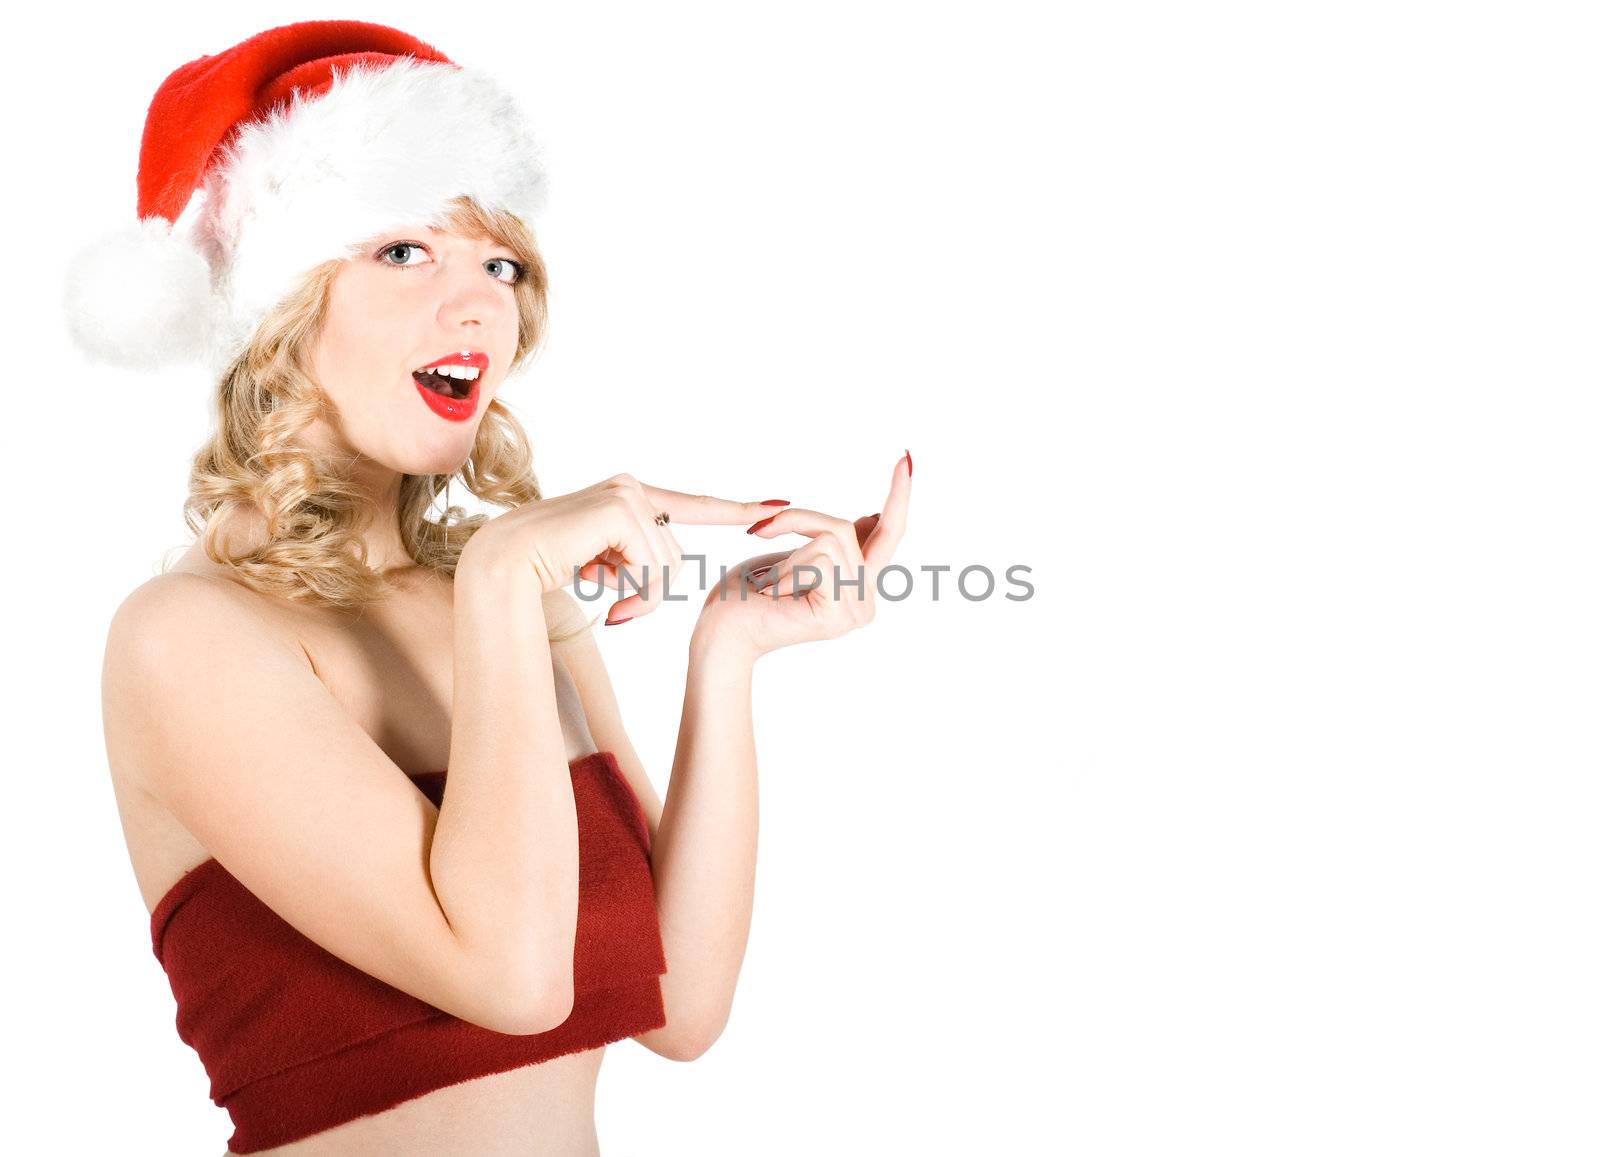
[103,570,309,793]
[107,569,304,672]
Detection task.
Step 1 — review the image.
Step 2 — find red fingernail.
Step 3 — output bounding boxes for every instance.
[747,515,778,534]
[604,614,634,626]
[905,448,913,477]
[759,499,790,506]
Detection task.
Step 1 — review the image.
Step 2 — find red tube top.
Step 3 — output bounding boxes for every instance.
[148,750,667,1154]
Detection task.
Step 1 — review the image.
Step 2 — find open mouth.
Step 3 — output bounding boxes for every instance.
[412,367,477,400]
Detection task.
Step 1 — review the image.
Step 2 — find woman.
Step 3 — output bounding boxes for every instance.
[70,20,910,1156]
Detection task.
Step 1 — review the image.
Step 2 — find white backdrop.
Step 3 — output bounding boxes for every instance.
[9,1,1597,1154]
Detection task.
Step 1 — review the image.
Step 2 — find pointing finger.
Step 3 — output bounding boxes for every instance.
[638,483,790,527]
[862,451,911,568]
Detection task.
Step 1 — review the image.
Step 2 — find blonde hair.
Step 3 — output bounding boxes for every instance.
[170,194,597,642]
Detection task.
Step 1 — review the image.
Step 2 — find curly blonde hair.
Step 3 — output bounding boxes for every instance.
[168,194,597,641]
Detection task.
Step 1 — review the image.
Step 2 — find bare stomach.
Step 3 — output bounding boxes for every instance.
[222,1046,606,1157]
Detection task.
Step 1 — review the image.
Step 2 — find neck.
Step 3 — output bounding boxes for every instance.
[344,464,414,574]
[297,417,424,576]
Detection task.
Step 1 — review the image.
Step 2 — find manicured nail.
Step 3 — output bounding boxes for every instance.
[604,614,633,626]
[759,499,790,506]
[905,448,913,477]
[747,515,778,534]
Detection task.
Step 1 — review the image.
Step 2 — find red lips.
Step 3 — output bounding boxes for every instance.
[412,349,486,422]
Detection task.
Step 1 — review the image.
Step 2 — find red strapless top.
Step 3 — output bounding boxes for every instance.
[148,750,667,1154]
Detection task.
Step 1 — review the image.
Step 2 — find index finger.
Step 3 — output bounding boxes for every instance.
[637,483,791,527]
[862,451,911,568]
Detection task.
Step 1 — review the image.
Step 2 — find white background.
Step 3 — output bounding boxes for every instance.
[7,1,1596,1153]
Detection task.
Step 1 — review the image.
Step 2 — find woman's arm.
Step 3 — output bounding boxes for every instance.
[633,628,758,1060]
[555,600,758,1062]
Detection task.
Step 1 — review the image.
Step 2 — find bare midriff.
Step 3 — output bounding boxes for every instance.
[221,1047,605,1156]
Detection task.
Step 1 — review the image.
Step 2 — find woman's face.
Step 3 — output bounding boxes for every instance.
[308,225,523,474]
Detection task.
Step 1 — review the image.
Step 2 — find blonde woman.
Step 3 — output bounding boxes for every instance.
[69,20,910,1156]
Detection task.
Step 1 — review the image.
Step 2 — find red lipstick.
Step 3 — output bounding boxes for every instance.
[412,350,487,422]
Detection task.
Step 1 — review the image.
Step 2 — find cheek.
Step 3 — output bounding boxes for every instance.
[319,281,419,395]
[317,285,369,378]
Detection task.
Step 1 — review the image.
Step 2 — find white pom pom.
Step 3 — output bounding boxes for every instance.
[63,216,217,370]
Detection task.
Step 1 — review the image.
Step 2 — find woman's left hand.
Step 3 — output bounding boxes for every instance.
[693,452,912,660]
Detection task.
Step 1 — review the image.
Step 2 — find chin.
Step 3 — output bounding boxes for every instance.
[407,452,474,478]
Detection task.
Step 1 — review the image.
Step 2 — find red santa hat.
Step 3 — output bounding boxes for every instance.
[63,20,549,377]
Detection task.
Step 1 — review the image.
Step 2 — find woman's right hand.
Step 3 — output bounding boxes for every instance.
[461,473,791,622]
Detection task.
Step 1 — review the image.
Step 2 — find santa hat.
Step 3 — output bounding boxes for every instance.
[63,20,549,378]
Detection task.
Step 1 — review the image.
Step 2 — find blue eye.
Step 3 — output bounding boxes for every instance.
[486,257,523,285]
[380,242,428,267]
